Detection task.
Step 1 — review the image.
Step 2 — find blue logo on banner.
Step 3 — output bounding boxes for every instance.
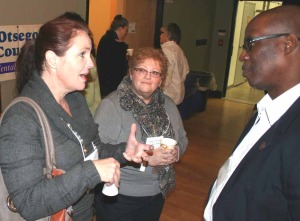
[0,62,16,74]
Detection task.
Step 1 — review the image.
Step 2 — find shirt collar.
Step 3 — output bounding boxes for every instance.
[257,83,300,126]
[161,40,176,48]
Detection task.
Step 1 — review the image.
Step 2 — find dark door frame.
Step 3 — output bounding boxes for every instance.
[223,0,239,97]
[154,0,165,48]
[85,0,90,23]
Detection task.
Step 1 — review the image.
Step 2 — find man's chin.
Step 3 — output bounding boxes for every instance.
[246,80,257,89]
[248,82,264,91]
[242,71,250,79]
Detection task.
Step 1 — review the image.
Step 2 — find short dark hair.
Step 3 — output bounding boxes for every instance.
[59,11,85,23]
[166,23,181,44]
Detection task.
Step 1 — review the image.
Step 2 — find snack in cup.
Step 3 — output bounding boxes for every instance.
[160,138,177,150]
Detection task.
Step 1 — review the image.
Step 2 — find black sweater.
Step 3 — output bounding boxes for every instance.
[96,30,128,96]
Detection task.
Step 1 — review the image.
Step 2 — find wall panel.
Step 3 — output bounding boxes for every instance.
[0,0,87,111]
[124,0,157,49]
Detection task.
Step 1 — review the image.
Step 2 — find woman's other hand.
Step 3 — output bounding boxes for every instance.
[123,123,153,163]
[148,147,179,166]
[93,158,120,187]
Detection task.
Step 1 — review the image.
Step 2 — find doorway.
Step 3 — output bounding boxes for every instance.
[233,2,255,87]
[226,1,282,104]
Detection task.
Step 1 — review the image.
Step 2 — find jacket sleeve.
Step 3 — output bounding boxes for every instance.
[94,96,127,163]
[282,130,300,220]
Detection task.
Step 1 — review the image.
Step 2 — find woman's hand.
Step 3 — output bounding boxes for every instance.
[123,123,153,163]
[148,147,179,166]
[93,158,120,187]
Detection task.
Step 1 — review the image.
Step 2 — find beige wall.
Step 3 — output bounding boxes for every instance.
[0,0,86,25]
[163,0,217,71]
[0,0,87,111]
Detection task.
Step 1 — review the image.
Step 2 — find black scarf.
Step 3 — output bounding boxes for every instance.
[118,76,176,197]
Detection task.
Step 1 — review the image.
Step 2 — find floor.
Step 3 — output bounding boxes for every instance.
[225,81,264,105]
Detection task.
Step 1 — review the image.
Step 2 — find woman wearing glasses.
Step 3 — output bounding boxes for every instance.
[94,47,188,221]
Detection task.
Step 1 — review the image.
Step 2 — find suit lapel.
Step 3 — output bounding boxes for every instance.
[233,110,258,152]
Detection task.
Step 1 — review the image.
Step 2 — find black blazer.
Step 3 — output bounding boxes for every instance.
[211,97,300,221]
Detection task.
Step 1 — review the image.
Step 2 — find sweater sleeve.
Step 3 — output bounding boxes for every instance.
[94,95,128,163]
[0,104,100,220]
[98,142,127,163]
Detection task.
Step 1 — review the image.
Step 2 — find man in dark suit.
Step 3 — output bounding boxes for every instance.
[204,5,300,221]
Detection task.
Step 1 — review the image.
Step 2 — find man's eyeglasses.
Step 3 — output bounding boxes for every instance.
[243,33,296,52]
[133,67,162,78]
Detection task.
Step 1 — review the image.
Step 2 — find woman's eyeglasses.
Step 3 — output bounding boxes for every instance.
[243,33,294,52]
[133,67,162,78]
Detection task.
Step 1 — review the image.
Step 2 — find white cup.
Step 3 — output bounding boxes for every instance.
[160,138,177,150]
[102,183,118,196]
[127,48,134,56]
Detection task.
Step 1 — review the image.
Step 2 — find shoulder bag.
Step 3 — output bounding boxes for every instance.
[0,97,72,221]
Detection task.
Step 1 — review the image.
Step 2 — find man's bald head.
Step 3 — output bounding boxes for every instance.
[249,5,300,35]
[240,5,300,99]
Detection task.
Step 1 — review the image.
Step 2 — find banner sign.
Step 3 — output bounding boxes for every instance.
[0,24,41,82]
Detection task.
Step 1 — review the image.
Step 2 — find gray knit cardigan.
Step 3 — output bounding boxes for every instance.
[94,91,188,197]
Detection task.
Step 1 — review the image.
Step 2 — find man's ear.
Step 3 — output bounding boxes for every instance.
[284,34,298,54]
[45,50,57,69]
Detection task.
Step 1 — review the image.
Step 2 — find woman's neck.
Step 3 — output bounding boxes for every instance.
[41,72,72,116]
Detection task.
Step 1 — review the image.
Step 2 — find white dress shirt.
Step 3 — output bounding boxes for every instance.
[204,83,300,221]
